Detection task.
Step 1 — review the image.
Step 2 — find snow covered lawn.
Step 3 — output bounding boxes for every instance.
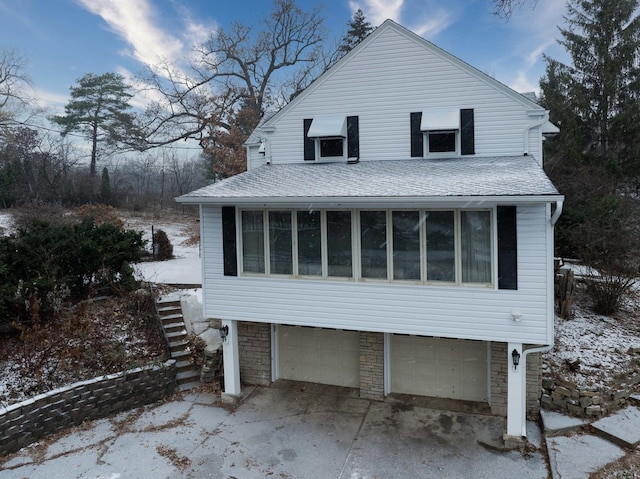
[543,282,640,391]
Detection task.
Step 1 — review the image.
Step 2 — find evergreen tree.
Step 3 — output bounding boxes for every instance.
[338,9,374,56]
[52,73,140,177]
[540,0,640,175]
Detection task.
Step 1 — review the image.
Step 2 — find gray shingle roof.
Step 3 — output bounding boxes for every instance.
[177,156,561,205]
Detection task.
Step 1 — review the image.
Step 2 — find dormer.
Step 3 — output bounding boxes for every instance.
[304,115,359,162]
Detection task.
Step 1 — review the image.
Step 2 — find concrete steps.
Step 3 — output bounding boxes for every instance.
[157,296,200,390]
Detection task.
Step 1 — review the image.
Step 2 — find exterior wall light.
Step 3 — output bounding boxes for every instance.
[512,349,521,371]
[219,325,229,342]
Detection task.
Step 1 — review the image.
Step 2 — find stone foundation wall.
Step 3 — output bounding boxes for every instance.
[238,322,271,386]
[0,360,176,457]
[359,332,384,400]
[540,373,640,418]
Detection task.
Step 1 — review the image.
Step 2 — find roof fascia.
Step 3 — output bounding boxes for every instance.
[176,194,564,206]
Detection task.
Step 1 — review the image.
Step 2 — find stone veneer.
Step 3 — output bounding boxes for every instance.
[238,322,271,386]
[359,332,385,400]
[0,360,176,457]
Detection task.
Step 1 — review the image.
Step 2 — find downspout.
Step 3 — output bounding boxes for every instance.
[519,198,563,437]
[551,200,563,226]
[523,111,549,156]
[520,344,553,437]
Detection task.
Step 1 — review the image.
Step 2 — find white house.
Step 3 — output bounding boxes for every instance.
[176,20,563,444]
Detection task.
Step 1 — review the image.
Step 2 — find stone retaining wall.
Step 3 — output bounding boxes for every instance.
[541,373,640,418]
[0,360,177,456]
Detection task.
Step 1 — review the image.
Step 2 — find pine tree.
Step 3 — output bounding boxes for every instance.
[52,73,140,177]
[541,0,640,174]
[339,9,374,56]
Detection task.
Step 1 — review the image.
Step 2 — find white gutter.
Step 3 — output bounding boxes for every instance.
[176,194,564,206]
[551,200,563,226]
[524,110,549,156]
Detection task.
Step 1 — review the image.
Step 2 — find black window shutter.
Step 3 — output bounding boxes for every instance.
[460,108,475,155]
[347,116,359,159]
[497,206,517,290]
[303,119,315,161]
[222,206,237,276]
[410,112,423,157]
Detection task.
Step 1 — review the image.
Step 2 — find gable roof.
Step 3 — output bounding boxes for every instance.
[177,156,561,206]
[259,20,544,132]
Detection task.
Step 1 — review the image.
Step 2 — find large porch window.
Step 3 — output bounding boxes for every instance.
[239,208,493,286]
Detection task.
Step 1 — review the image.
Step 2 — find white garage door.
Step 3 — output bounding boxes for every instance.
[390,335,488,402]
[278,326,359,388]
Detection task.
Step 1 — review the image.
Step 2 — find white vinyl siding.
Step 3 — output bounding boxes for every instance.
[262,25,543,168]
[201,204,553,345]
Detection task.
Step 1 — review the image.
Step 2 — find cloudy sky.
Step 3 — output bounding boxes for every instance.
[0,0,568,114]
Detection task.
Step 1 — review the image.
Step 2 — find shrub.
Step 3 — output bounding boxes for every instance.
[0,216,146,328]
[153,229,174,261]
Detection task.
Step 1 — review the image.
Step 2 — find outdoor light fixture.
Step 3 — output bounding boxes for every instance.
[219,325,229,342]
[512,349,521,371]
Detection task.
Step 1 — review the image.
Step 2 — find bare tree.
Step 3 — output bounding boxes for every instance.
[0,48,32,131]
[492,0,538,19]
[139,0,326,150]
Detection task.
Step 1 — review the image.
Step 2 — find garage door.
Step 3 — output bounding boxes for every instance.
[278,326,359,388]
[390,335,488,402]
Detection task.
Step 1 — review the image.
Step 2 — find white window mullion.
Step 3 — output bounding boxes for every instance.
[455,209,462,285]
[353,209,360,282]
[387,210,393,281]
[264,210,270,275]
[321,210,328,278]
[291,210,298,277]
[420,210,427,282]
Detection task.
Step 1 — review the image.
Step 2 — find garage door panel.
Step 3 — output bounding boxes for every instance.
[391,336,487,402]
[279,326,359,388]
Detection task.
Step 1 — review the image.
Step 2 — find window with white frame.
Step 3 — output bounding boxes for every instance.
[238,208,493,286]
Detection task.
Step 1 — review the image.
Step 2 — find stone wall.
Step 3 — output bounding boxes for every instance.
[238,322,271,386]
[359,332,384,400]
[0,360,176,457]
[540,373,640,418]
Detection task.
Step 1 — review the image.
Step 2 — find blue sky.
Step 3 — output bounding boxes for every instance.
[0,0,568,115]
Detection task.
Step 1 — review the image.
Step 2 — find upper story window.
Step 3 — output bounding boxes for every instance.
[411,109,475,157]
[237,207,497,288]
[421,109,460,156]
[304,115,359,162]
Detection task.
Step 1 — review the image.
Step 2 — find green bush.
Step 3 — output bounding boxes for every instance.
[0,217,146,328]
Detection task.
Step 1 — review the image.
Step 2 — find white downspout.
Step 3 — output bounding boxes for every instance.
[519,344,553,437]
[524,111,549,156]
[519,198,563,437]
[551,200,563,226]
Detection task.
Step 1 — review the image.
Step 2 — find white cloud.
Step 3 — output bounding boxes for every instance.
[74,0,185,66]
[350,0,404,25]
[349,0,454,38]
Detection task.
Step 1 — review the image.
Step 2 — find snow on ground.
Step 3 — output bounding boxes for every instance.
[123,213,203,286]
[543,284,640,391]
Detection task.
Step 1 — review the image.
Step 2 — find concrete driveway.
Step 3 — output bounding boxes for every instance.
[1,381,548,478]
